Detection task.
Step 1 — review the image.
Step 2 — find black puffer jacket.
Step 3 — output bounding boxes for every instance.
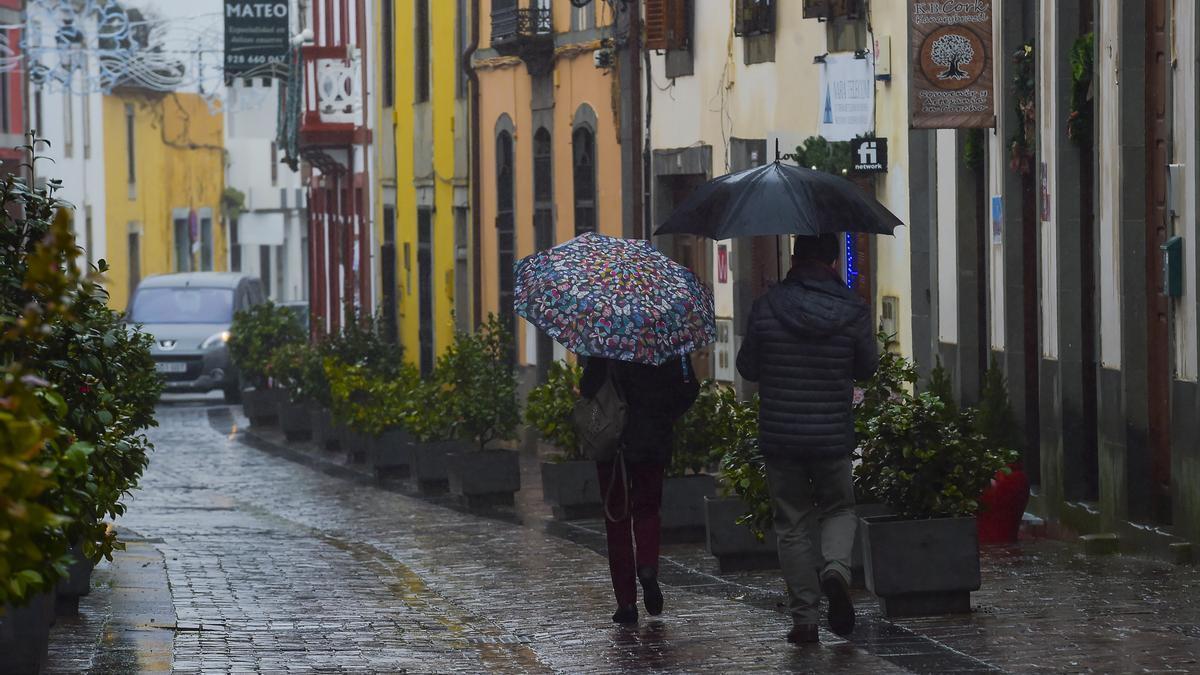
[580,356,700,465]
[736,261,877,459]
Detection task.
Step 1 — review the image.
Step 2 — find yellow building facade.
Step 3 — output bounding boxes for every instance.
[475,0,623,375]
[102,91,225,309]
[379,1,470,375]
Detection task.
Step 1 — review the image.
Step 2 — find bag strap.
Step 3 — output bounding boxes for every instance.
[603,450,630,522]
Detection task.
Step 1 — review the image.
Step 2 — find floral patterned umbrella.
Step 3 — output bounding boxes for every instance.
[513,232,716,365]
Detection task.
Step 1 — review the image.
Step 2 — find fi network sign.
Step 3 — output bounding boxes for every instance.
[851,137,888,174]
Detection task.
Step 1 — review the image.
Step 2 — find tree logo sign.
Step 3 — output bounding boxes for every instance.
[922,26,986,88]
[910,1,994,129]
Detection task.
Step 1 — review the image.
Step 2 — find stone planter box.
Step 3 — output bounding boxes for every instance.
[371,428,415,479]
[412,441,468,493]
[242,387,284,427]
[277,399,313,442]
[705,496,779,573]
[312,407,340,452]
[1,591,55,673]
[661,474,718,543]
[55,543,95,615]
[540,460,601,519]
[341,426,372,465]
[448,449,522,508]
[861,515,981,618]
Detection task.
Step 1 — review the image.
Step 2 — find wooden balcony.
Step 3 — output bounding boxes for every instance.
[490,5,554,74]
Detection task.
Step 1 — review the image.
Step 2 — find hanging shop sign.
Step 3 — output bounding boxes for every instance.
[910,0,995,129]
[818,52,875,141]
[851,137,888,173]
[224,1,291,76]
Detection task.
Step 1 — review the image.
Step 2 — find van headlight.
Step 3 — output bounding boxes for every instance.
[201,330,231,350]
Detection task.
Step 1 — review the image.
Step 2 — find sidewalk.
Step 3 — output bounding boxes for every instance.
[42,401,1200,673]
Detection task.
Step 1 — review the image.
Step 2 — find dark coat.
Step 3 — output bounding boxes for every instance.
[580,355,700,465]
[735,260,878,459]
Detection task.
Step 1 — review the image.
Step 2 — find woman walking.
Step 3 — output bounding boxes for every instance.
[581,355,699,624]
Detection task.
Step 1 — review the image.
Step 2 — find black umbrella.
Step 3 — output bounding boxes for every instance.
[655,161,904,240]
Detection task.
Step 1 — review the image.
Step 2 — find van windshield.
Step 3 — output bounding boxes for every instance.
[129,287,235,324]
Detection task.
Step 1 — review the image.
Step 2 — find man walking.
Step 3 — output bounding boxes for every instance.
[736,233,878,644]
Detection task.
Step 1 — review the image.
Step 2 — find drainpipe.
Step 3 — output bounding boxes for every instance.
[463,0,482,329]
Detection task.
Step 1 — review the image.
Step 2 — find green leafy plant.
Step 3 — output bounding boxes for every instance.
[963,128,986,170]
[267,342,329,406]
[436,315,520,450]
[792,135,852,176]
[1009,41,1037,175]
[221,186,246,223]
[1067,32,1094,145]
[321,306,405,378]
[525,361,583,460]
[925,357,958,421]
[716,394,771,539]
[854,339,1017,519]
[671,380,729,477]
[325,357,420,436]
[228,301,306,389]
[0,203,82,607]
[407,376,458,443]
[975,355,1022,459]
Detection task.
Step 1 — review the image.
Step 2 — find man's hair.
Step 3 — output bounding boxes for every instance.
[793,233,840,265]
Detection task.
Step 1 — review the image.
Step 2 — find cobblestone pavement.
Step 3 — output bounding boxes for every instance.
[44,395,1200,673]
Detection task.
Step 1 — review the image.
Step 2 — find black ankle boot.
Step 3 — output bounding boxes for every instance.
[638,566,664,616]
[612,604,639,624]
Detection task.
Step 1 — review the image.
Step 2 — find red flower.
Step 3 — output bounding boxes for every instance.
[79,385,92,394]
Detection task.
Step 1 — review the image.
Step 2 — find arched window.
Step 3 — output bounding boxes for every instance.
[533,128,553,249]
[532,127,554,379]
[496,128,516,360]
[572,126,596,235]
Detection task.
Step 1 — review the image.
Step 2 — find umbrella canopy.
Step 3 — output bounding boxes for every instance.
[513,232,716,365]
[655,161,904,240]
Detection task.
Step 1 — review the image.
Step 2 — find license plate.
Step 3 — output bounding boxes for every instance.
[155,362,188,374]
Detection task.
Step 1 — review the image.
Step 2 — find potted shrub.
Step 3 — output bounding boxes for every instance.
[0,185,159,667]
[326,357,420,477]
[973,357,1030,544]
[706,395,780,572]
[321,310,408,463]
[443,316,523,508]
[228,301,305,426]
[266,342,323,442]
[663,380,724,542]
[408,376,465,494]
[854,347,1017,618]
[527,361,601,519]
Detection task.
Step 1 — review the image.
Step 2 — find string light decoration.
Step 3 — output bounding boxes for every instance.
[1,0,283,102]
[844,232,859,290]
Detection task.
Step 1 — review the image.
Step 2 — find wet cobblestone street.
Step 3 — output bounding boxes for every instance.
[43,396,1200,673]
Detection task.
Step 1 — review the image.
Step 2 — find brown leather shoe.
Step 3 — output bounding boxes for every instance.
[786,622,819,644]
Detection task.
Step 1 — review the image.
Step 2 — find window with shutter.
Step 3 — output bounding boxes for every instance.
[645,0,688,51]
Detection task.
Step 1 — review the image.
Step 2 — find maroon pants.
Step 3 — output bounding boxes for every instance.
[597,460,665,607]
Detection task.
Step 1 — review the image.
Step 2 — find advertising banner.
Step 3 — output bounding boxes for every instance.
[910,0,995,128]
[224,1,290,76]
[818,53,875,141]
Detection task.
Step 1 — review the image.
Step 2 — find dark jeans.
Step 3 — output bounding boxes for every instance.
[597,460,666,607]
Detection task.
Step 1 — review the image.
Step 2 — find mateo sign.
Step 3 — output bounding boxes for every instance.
[224,1,291,76]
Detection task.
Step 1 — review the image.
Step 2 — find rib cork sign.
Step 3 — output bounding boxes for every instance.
[910,0,995,129]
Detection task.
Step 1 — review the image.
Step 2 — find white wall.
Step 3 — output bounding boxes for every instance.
[1097,2,1122,368]
[1037,1,1059,359]
[647,1,913,356]
[1172,0,1198,381]
[935,129,958,344]
[26,19,107,269]
[226,79,307,301]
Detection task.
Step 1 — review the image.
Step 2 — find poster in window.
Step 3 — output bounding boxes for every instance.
[910,0,995,129]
